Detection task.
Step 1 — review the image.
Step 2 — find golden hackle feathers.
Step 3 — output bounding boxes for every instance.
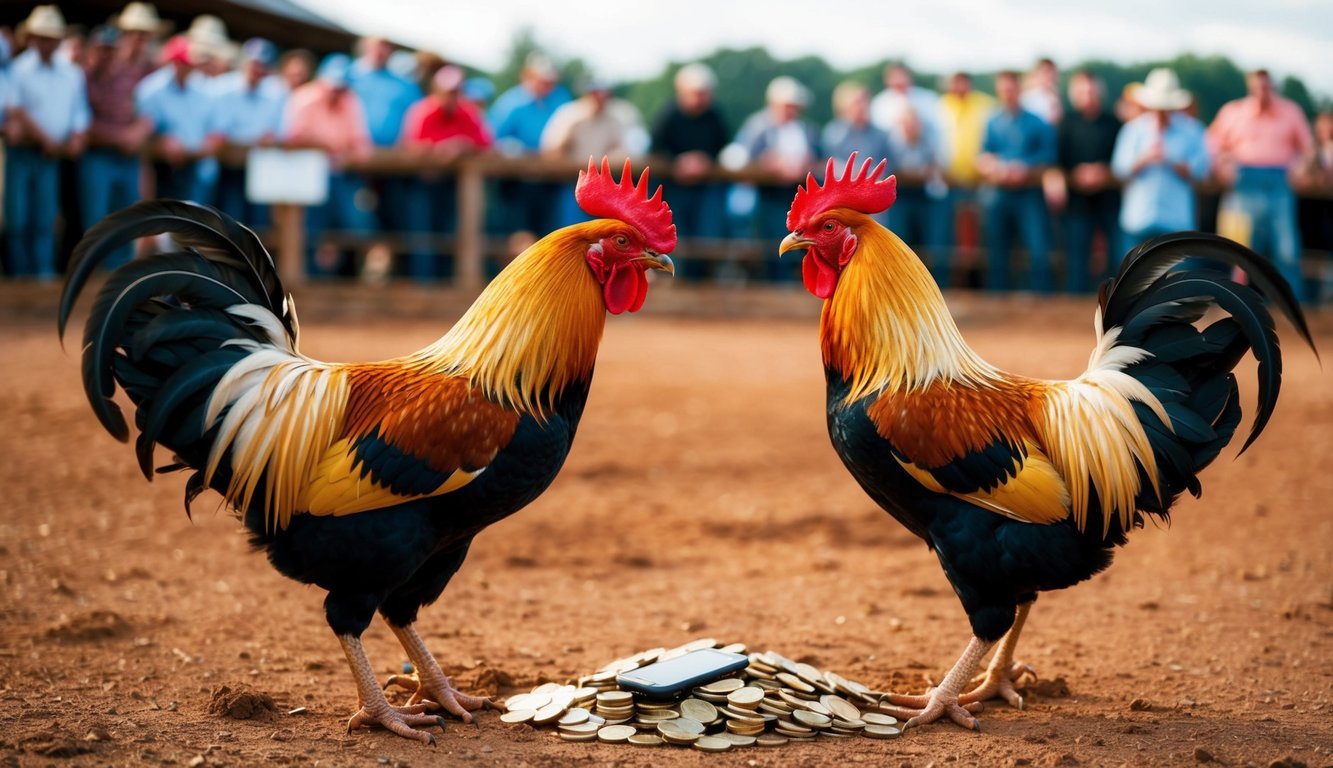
[821,220,998,401]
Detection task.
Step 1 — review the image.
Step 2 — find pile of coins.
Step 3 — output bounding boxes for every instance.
[499,639,903,752]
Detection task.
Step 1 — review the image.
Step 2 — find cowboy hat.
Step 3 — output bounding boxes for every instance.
[1135,68,1192,111]
[22,5,67,39]
[117,2,166,34]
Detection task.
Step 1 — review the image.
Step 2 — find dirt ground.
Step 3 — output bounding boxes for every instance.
[1,282,1330,768]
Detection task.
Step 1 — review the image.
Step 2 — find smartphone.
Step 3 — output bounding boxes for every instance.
[615,648,749,698]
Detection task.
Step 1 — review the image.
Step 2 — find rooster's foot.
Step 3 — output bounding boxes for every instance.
[347,700,447,744]
[961,661,1035,709]
[383,672,496,722]
[880,689,984,730]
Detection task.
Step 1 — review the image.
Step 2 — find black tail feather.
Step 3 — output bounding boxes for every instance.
[58,199,290,342]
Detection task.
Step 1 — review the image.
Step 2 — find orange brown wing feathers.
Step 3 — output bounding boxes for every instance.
[866,379,1072,525]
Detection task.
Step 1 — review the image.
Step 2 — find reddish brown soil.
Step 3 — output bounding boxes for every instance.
[2,284,1330,767]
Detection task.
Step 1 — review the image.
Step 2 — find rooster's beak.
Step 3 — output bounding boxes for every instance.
[779,233,813,257]
[636,252,675,276]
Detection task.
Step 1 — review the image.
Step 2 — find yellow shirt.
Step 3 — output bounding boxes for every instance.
[939,91,996,184]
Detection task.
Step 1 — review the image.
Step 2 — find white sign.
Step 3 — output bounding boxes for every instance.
[246,149,330,205]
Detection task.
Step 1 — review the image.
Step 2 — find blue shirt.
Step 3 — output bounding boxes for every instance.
[349,63,420,147]
[489,84,572,152]
[982,107,1056,168]
[209,72,287,144]
[6,48,90,142]
[135,68,215,152]
[1111,112,1210,234]
[821,120,893,172]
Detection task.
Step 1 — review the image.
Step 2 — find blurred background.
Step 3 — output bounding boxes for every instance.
[2,0,1331,302]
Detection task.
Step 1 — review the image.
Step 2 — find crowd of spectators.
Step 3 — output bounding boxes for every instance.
[3,3,1331,302]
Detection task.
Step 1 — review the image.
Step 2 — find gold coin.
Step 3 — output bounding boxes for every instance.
[775,720,814,735]
[699,678,745,694]
[628,733,663,746]
[499,709,535,724]
[680,698,718,723]
[532,682,562,695]
[694,735,732,752]
[504,693,549,711]
[831,718,866,731]
[727,686,764,708]
[720,733,757,746]
[861,712,899,726]
[559,730,597,742]
[820,695,862,722]
[863,723,903,739]
[719,642,747,655]
[683,637,718,652]
[597,724,637,743]
[793,709,832,729]
[558,722,599,735]
[756,734,789,747]
[668,717,705,734]
[596,690,633,705]
[557,708,590,726]
[776,672,814,694]
[532,701,568,724]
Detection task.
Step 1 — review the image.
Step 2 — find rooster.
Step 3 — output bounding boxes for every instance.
[779,154,1315,730]
[57,158,676,744]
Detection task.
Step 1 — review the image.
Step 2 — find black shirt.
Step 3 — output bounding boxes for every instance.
[1058,108,1122,212]
[650,102,730,159]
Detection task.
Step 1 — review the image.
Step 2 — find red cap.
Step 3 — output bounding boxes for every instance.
[787,152,897,232]
[162,35,196,66]
[575,157,676,254]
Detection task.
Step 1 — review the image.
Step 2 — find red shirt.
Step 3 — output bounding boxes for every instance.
[402,96,491,148]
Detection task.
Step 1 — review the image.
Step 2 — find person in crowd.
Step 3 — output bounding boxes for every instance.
[350,36,422,247]
[542,76,645,226]
[400,64,492,281]
[135,35,218,204]
[937,70,995,286]
[869,62,942,147]
[277,48,313,92]
[649,62,730,280]
[208,38,285,226]
[886,106,950,285]
[80,6,158,267]
[1055,70,1122,293]
[488,53,572,242]
[1207,68,1316,300]
[185,14,234,83]
[976,69,1056,293]
[1021,57,1062,126]
[462,76,495,112]
[4,5,89,280]
[1110,68,1210,250]
[282,53,374,277]
[822,80,893,174]
[735,75,820,281]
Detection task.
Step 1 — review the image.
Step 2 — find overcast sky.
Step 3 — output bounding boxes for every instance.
[311,0,1333,97]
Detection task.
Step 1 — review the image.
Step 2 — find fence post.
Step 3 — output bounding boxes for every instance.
[273,203,306,288]
[456,160,486,293]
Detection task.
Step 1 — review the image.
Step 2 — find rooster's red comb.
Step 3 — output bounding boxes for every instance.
[786,152,897,232]
[576,157,676,254]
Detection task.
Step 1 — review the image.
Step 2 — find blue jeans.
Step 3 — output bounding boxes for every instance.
[215,166,270,230]
[1064,198,1123,293]
[982,186,1052,293]
[4,147,60,278]
[1225,166,1305,301]
[306,171,375,278]
[888,187,948,286]
[153,160,210,204]
[403,176,458,281]
[662,181,727,280]
[80,148,143,268]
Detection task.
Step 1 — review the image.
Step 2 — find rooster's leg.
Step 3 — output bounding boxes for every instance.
[340,634,448,744]
[879,636,992,730]
[959,601,1037,709]
[381,621,496,723]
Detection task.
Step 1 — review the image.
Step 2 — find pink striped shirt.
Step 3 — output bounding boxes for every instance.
[1207,95,1313,168]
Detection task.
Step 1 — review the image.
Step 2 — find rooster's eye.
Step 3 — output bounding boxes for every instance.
[823,221,836,233]
[614,235,629,248]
